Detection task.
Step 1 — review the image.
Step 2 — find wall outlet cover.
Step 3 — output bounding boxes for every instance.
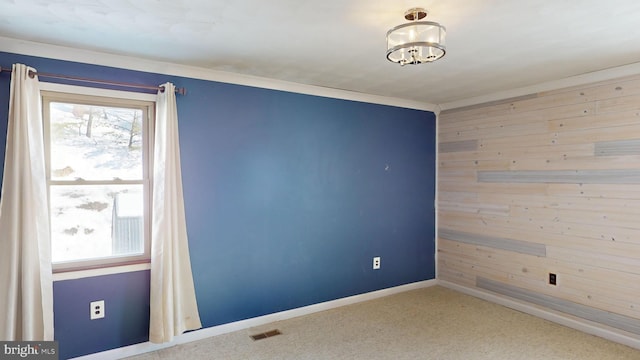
[90,300,105,320]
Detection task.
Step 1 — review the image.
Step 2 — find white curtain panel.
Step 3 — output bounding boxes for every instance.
[0,64,54,341]
[149,82,202,343]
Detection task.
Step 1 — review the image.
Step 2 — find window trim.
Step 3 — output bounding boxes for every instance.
[40,83,156,273]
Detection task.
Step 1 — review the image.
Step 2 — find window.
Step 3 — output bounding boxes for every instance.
[42,87,154,271]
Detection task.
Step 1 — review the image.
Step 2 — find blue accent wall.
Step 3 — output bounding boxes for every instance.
[53,271,150,359]
[0,52,436,359]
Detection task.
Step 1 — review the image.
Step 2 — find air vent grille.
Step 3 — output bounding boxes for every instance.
[250,329,282,341]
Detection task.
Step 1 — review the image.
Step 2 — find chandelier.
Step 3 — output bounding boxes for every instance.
[386,8,446,65]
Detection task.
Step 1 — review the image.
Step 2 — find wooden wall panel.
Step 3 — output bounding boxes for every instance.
[439,139,479,153]
[478,169,640,184]
[439,228,546,256]
[595,139,640,156]
[438,74,640,336]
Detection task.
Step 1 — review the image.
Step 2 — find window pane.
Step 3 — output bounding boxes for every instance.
[49,102,143,181]
[50,184,144,263]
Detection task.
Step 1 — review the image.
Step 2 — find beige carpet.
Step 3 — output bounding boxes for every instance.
[126,286,640,359]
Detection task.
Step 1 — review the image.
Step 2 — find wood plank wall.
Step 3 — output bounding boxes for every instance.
[437,74,640,335]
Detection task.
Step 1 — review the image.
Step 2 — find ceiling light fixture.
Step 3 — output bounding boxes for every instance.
[386,8,446,65]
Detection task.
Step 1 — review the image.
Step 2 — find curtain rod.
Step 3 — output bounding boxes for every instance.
[0,66,186,95]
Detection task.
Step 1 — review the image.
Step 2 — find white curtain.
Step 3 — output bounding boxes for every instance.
[0,64,54,341]
[149,82,202,343]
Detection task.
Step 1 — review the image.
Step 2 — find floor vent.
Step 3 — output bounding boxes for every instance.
[250,329,282,341]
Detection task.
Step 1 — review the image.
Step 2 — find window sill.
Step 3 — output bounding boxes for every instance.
[52,262,151,281]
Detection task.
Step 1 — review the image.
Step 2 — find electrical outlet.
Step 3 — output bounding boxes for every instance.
[373,256,381,270]
[90,300,105,320]
[549,273,557,286]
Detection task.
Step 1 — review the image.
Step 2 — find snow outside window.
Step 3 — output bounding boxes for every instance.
[42,90,154,271]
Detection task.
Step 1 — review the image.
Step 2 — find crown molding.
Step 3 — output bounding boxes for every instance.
[439,61,640,111]
[0,36,437,113]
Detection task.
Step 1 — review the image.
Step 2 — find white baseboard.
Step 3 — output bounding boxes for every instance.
[438,280,640,351]
[72,279,438,360]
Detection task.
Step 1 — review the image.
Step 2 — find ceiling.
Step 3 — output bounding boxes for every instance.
[2,0,640,107]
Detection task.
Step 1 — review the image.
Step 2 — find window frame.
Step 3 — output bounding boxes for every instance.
[41,83,156,273]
